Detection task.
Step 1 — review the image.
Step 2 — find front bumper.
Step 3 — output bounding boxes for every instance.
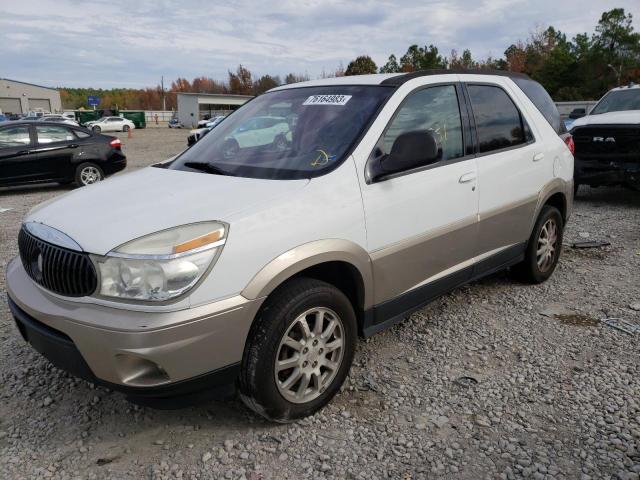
[6,257,263,397]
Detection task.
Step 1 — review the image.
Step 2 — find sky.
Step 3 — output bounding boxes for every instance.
[1,0,638,89]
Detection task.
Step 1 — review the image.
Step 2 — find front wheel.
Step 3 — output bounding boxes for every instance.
[239,278,357,422]
[92,126,101,133]
[75,162,104,187]
[512,205,563,283]
[123,125,130,132]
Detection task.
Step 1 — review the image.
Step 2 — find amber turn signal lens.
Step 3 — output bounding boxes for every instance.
[173,229,224,254]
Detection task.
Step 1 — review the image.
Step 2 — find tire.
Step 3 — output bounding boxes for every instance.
[92,126,101,133]
[75,162,104,187]
[239,278,357,423]
[123,125,130,132]
[512,205,564,284]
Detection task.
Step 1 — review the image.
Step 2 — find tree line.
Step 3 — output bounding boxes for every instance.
[59,8,639,110]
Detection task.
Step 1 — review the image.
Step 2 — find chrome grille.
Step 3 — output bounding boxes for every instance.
[18,227,97,297]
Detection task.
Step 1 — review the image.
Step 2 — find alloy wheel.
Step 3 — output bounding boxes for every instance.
[275,307,345,404]
[536,218,558,272]
[80,166,101,185]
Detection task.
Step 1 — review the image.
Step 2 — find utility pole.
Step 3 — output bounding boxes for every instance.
[161,76,166,111]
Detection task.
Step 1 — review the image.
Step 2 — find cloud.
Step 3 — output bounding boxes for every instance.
[0,0,638,88]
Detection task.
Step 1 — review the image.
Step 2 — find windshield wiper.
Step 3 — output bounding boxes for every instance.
[184,162,233,176]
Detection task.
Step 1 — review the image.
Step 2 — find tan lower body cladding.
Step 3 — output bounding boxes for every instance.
[370,196,538,304]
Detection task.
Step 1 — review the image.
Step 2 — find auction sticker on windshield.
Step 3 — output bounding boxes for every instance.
[303,94,352,106]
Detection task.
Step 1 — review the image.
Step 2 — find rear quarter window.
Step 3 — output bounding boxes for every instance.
[512,78,564,134]
[73,130,91,139]
[467,85,530,154]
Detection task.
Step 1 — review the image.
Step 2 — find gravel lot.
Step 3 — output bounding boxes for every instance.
[1,128,639,479]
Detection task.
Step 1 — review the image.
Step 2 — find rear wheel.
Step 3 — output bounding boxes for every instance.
[239,278,357,422]
[75,162,104,187]
[512,205,563,283]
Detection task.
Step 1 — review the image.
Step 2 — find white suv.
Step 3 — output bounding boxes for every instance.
[6,71,573,422]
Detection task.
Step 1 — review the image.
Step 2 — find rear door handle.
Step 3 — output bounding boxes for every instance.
[459,172,477,183]
[533,152,545,162]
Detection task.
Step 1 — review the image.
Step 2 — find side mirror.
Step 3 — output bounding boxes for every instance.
[368,130,442,182]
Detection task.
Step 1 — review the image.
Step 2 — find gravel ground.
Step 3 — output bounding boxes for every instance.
[1,129,639,479]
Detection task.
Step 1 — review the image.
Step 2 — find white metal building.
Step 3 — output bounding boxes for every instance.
[177,93,253,128]
[555,101,598,118]
[0,78,62,115]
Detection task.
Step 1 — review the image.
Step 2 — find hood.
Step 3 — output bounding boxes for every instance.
[26,167,308,255]
[570,110,640,130]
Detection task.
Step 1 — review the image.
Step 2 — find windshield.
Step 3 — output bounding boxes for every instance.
[591,89,640,115]
[169,85,394,179]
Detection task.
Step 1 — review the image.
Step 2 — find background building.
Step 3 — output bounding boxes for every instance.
[0,78,62,115]
[177,93,253,127]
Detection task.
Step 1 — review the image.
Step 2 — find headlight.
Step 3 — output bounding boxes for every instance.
[92,222,227,302]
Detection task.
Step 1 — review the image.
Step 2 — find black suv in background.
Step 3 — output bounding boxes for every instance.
[0,121,126,188]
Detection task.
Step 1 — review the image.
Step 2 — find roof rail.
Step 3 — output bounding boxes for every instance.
[380,69,531,86]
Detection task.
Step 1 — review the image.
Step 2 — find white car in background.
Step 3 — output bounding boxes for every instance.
[85,116,135,133]
[188,116,226,146]
[40,114,79,126]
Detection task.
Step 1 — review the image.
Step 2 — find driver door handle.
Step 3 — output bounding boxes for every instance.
[459,172,477,183]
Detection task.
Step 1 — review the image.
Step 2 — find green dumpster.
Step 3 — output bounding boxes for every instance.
[121,111,146,129]
[75,110,102,125]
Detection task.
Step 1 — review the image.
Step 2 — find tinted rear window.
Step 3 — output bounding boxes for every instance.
[512,77,564,134]
[467,85,528,154]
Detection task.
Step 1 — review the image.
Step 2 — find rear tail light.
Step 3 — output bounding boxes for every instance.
[563,134,575,155]
[110,138,122,149]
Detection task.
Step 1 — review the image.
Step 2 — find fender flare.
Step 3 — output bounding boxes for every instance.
[528,178,572,236]
[241,239,374,310]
